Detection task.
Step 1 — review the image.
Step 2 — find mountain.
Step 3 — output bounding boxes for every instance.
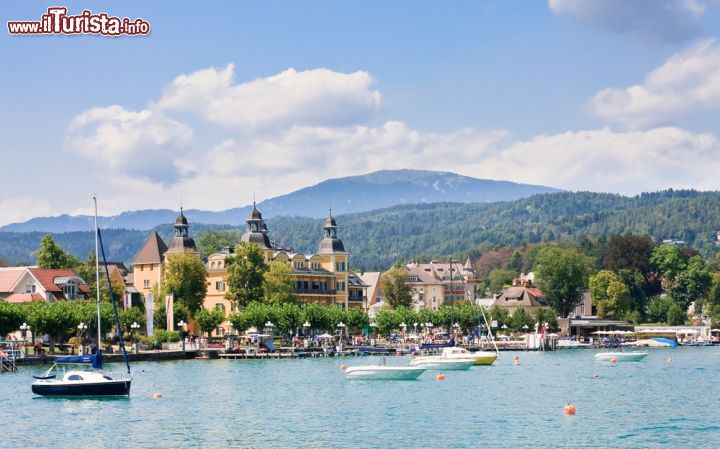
[2,189,719,271]
[0,169,562,233]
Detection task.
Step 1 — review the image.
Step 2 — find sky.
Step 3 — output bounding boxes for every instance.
[3,0,720,225]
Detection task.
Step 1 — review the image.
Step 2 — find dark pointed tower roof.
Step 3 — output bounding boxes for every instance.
[133,231,168,265]
[318,209,346,254]
[241,202,272,249]
[166,207,198,255]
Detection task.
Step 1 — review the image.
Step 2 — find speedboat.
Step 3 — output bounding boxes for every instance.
[345,365,426,380]
[594,351,648,362]
[410,348,477,370]
[31,352,132,396]
[437,347,498,365]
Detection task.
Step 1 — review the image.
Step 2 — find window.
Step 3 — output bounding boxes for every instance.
[216,327,225,336]
[337,281,345,291]
[149,265,153,271]
[336,262,346,272]
[68,374,84,381]
[432,296,437,303]
[24,284,36,294]
[63,283,76,300]
[215,303,226,313]
[216,281,225,291]
[211,262,216,269]
[143,279,150,289]
[312,281,319,290]
[140,265,144,271]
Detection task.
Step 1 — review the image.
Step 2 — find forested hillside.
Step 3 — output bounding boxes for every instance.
[1,190,719,271]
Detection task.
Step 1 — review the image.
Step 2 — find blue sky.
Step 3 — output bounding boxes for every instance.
[2,0,720,224]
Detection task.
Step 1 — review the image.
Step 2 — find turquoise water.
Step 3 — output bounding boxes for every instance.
[3,348,720,448]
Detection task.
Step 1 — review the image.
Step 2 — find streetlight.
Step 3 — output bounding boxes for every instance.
[20,323,30,358]
[413,322,418,334]
[178,320,187,350]
[337,321,346,351]
[303,321,311,336]
[265,321,274,336]
[130,322,140,354]
[77,322,88,355]
[523,324,529,333]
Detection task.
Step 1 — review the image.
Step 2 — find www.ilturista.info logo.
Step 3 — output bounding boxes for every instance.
[7,7,150,36]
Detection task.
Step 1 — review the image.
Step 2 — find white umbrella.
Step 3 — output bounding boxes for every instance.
[318,333,334,339]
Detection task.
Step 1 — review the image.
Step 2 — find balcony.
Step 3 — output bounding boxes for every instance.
[295,289,336,295]
[348,295,367,302]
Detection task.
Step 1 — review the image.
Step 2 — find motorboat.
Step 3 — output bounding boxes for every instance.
[594,351,648,362]
[32,353,132,396]
[433,346,497,365]
[345,365,426,380]
[410,348,477,370]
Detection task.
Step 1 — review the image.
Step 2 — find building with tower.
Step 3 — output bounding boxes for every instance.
[131,208,200,300]
[202,204,367,336]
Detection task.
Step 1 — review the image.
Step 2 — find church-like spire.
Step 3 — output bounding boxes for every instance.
[318,209,345,253]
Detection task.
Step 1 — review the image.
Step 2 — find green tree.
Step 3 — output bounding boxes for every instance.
[274,303,301,334]
[509,307,535,332]
[0,301,25,337]
[487,269,516,293]
[196,230,242,258]
[75,253,125,304]
[535,308,559,332]
[154,299,189,331]
[345,307,370,334]
[416,308,436,328]
[650,245,687,291]
[263,261,298,305]
[163,252,208,316]
[646,295,675,323]
[300,303,329,331]
[602,234,655,275]
[675,255,712,309]
[617,269,648,316]
[534,246,593,317]
[35,235,78,269]
[325,305,345,330]
[226,242,268,307]
[118,306,146,337]
[75,301,114,342]
[375,308,400,335]
[381,265,413,308]
[666,302,687,325]
[588,270,633,320]
[228,311,250,333]
[242,301,273,330]
[194,308,225,337]
[489,306,510,330]
[23,301,79,353]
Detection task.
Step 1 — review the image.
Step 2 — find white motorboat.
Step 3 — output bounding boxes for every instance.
[345,365,426,380]
[437,347,498,365]
[410,348,477,370]
[594,351,648,362]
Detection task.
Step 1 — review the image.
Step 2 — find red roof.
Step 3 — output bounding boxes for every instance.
[0,268,25,293]
[5,292,44,303]
[27,268,90,294]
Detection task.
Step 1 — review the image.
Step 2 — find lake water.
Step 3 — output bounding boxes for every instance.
[3,348,720,448]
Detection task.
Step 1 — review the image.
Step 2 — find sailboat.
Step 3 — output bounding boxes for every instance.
[32,197,133,396]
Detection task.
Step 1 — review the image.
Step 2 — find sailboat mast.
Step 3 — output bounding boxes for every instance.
[94,196,102,347]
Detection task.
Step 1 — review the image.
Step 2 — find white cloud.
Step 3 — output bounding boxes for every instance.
[589,39,720,128]
[549,0,705,45]
[0,197,55,226]
[66,105,194,184]
[474,127,719,194]
[156,65,381,132]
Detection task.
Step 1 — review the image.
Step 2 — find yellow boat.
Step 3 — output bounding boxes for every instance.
[437,347,498,366]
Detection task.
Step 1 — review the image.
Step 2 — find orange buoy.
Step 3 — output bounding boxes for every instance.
[340,364,347,371]
[610,357,617,364]
[152,392,162,399]
[513,355,520,365]
[436,374,446,381]
[564,403,576,415]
